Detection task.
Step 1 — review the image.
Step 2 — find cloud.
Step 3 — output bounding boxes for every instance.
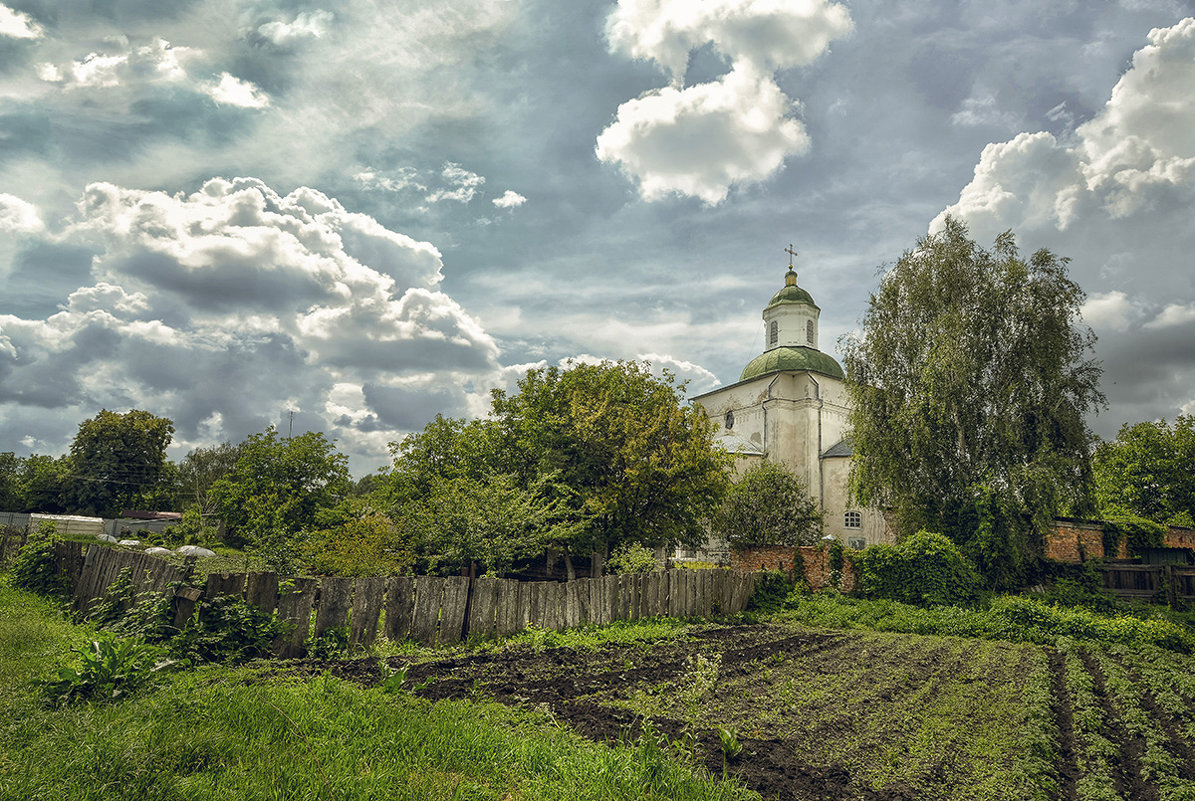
[426,163,485,204]
[257,11,334,46]
[599,0,851,203]
[597,64,809,204]
[605,0,853,80]
[1145,303,1195,330]
[204,72,271,108]
[1081,291,1139,332]
[0,194,43,233]
[0,177,503,466]
[0,3,42,39]
[950,93,1022,130]
[38,37,196,89]
[492,190,526,209]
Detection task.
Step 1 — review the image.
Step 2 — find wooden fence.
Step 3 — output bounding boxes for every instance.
[0,534,760,654]
[1097,563,1195,607]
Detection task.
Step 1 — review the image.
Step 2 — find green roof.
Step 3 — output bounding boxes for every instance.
[739,346,845,382]
[765,284,817,309]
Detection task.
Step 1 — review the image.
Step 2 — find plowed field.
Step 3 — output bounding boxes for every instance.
[369,622,1195,801]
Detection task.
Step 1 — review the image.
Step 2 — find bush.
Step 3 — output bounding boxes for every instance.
[851,530,983,607]
[9,522,69,598]
[608,542,659,575]
[747,569,798,613]
[168,595,288,664]
[302,512,413,577]
[1103,511,1166,555]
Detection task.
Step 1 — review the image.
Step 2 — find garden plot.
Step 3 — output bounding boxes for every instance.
[399,623,1051,801]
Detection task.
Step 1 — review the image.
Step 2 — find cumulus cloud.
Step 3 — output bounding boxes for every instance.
[257,10,334,46]
[598,0,851,203]
[0,177,503,466]
[204,72,271,108]
[1145,303,1195,330]
[0,194,43,234]
[934,17,1195,429]
[38,37,196,89]
[0,3,42,39]
[605,0,853,80]
[492,190,527,209]
[597,63,808,204]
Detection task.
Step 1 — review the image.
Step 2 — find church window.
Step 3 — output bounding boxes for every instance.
[806,320,814,344]
[724,411,734,430]
[844,511,861,529]
[769,320,778,346]
[848,537,866,550]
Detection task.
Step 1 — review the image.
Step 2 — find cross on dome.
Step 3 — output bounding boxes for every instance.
[784,243,798,286]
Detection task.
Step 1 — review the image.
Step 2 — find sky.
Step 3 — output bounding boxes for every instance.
[1,0,1194,476]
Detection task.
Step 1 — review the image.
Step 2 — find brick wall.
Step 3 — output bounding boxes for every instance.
[1165,527,1195,550]
[1045,520,1109,562]
[730,544,857,592]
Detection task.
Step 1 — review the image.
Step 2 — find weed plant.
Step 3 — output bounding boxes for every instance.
[8,521,69,599]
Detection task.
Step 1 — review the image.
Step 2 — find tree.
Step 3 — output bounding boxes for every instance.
[69,409,175,516]
[17,454,73,513]
[488,360,732,574]
[385,360,731,577]
[175,441,245,514]
[0,452,20,512]
[712,461,823,550]
[1093,416,1195,527]
[208,427,350,561]
[842,217,1105,588]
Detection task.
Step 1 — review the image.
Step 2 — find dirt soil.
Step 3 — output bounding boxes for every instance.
[389,624,919,801]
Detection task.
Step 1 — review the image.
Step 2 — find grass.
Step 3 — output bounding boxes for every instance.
[0,579,755,801]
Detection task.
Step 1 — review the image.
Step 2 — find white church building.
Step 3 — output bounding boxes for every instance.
[691,256,890,553]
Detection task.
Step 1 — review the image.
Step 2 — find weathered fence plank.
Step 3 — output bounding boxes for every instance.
[314,576,353,638]
[385,576,416,642]
[438,576,470,646]
[274,577,317,657]
[245,572,279,614]
[350,576,386,647]
[205,572,246,600]
[516,580,532,634]
[411,576,445,646]
[494,579,521,637]
[468,577,497,639]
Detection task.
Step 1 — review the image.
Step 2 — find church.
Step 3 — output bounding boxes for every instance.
[691,251,889,552]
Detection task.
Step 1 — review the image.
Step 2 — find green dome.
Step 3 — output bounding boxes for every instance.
[739,346,845,382]
[765,284,817,310]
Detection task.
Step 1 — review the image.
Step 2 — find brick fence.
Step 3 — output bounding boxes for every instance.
[730,544,857,592]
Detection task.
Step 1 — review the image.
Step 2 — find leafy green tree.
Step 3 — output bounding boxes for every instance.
[303,511,414,577]
[1093,416,1195,527]
[842,218,1104,588]
[17,454,73,513]
[712,461,823,549]
[208,427,350,562]
[488,360,731,575]
[175,441,245,514]
[0,452,20,511]
[69,409,175,516]
[381,415,500,508]
[401,473,573,577]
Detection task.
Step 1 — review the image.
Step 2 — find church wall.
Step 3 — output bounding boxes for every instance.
[820,457,892,547]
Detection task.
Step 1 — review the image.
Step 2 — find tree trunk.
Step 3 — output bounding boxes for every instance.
[591,546,606,578]
[564,550,576,581]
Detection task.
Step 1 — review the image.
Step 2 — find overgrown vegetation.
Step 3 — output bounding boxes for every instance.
[850,530,982,607]
[8,521,69,598]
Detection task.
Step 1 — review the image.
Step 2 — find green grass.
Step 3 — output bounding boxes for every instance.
[0,580,755,801]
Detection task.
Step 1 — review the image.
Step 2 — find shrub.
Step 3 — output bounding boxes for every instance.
[851,530,982,607]
[1103,511,1166,555]
[747,569,798,613]
[608,542,659,575]
[168,594,287,664]
[9,521,69,598]
[302,512,413,577]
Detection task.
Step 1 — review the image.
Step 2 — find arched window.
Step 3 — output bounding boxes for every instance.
[806,320,814,344]
[724,411,734,430]
[769,320,778,346]
[844,511,862,529]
